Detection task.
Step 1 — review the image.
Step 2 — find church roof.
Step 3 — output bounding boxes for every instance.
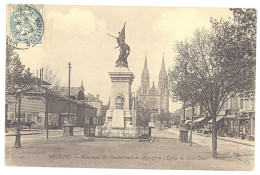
[149,81,158,95]
[60,81,85,98]
[60,87,84,97]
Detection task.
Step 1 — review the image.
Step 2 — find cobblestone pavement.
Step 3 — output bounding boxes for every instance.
[5,127,254,170]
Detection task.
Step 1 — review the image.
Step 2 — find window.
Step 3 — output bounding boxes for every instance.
[37,117,42,123]
[27,114,33,122]
[240,99,244,109]
[234,96,238,108]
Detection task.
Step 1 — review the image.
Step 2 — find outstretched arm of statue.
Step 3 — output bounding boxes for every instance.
[107,33,117,39]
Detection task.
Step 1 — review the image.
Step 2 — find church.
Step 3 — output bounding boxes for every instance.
[136,54,169,114]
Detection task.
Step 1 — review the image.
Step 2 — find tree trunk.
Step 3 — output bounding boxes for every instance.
[212,116,218,159]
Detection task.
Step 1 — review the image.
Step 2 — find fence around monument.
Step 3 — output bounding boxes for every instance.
[84,125,151,139]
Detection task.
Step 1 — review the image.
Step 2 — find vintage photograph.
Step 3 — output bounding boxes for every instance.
[4,4,256,171]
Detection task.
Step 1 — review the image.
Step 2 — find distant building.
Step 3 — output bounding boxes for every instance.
[85,93,103,125]
[182,94,255,139]
[59,82,97,126]
[59,82,85,101]
[101,104,109,125]
[136,54,169,115]
[6,82,97,129]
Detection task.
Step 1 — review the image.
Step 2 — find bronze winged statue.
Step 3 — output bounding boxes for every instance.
[107,22,131,68]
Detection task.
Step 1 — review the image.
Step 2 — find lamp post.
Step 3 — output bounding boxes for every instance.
[5,103,8,133]
[14,88,22,148]
[63,62,73,136]
[68,62,71,123]
[182,62,188,127]
[178,62,189,143]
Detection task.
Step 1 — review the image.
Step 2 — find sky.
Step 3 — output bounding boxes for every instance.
[13,6,233,112]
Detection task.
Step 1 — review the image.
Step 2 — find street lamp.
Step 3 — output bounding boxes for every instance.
[68,62,71,123]
[15,88,22,148]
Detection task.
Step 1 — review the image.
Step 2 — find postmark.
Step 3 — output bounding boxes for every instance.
[8,4,44,49]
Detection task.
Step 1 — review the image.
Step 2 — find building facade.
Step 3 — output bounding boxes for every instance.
[136,55,169,115]
[6,84,97,129]
[85,93,103,125]
[181,94,255,140]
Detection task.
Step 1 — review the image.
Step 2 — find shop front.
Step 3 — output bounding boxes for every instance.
[225,114,239,137]
[193,117,206,131]
[238,112,254,139]
[208,116,225,136]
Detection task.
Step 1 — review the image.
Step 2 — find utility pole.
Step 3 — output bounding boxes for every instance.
[14,89,22,148]
[41,68,49,139]
[190,103,194,147]
[68,62,71,122]
[183,101,186,126]
[45,88,49,139]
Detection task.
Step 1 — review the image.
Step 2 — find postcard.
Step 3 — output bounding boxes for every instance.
[4,4,256,171]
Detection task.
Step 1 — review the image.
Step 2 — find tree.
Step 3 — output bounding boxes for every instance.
[40,64,61,92]
[156,112,170,124]
[210,8,256,98]
[169,9,256,159]
[136,101,151,127]
[6,39,33,94]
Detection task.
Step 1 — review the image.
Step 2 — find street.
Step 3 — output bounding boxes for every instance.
[5,127,254,170]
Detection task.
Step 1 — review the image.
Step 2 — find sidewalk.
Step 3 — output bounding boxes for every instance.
[5,129,43,136]
[205,133,254,147]
[5,127,84,136]
[167,127,254,147]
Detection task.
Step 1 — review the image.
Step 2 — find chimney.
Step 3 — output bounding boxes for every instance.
[96,94,99,101]
[39,69,42,86]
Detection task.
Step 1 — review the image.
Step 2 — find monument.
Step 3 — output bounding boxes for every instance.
[101,22,136,138]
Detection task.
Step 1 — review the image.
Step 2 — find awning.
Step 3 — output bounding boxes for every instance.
[208,116,224,123]
[193,117,206,124]
[185,120,192,125]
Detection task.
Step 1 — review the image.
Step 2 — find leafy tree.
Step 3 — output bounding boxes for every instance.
[169,9,256,159]
[6,40,33,94]
[136,101,151,126]
[210,8,256,99]
[172,111,182,127]
[156,111,171,124]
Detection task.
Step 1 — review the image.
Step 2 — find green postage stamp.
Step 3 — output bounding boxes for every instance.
[8,4,44,49]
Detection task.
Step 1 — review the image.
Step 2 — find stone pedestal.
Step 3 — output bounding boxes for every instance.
[63,124,74,136]
[102,66,136,138]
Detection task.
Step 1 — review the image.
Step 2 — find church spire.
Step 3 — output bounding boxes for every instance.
[158,53,168,95]
[141,53,150,95]
[144,52,148,69]
[142,53,149,79]
[159,53,166,76]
